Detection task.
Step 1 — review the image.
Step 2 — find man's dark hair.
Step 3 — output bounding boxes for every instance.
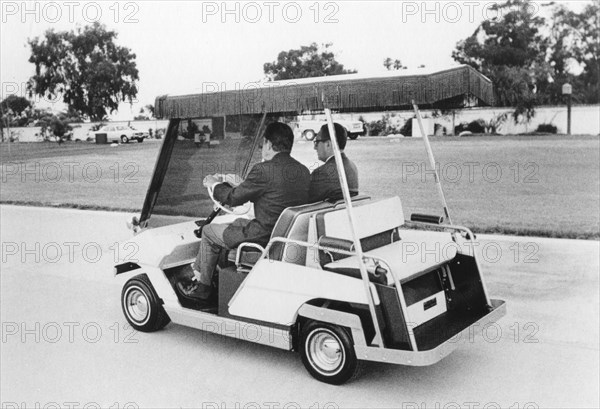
[318,123,347,150]
[264,122,294,152]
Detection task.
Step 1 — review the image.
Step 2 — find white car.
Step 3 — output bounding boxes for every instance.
[294,119,365,140]
[95,125,147,143]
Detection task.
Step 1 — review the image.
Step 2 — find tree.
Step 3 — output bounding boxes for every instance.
[453,0,599,120]
[1,97,33,136]
[547,3,599,104]
[383,58,404,70]
[134,104,155,120]
[452,0,549,122]
[144,104,155,117]
[27,22,139,121]
[35,111,73,141]
[264,42,356,81]
[1,95,32,116]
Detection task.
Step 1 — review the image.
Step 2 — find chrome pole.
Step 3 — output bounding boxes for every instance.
[412,100,452,224]
[323,108,384,348]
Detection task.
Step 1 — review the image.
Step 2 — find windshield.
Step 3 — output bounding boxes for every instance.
[145,114,279,226]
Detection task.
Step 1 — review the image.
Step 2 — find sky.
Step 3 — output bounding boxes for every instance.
[0,0,591,120]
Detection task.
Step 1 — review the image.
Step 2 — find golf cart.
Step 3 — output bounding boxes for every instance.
[115,65,506,384]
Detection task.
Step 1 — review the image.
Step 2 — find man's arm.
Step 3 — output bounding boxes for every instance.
[213,165,266,206]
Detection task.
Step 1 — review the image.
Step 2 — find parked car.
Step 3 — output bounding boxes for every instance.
[294,119,365,140]
[95,125,147,143]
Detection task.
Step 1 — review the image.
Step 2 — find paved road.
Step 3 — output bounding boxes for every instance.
[1,205,598,408]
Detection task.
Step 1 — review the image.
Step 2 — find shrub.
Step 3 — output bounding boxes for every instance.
[536,123,558,134]
[399,118,413,136]
[366,119,386,136]
[90,122,106,132]
[455,119,486,134]
[366,113,404,136]
[434,123,447,136]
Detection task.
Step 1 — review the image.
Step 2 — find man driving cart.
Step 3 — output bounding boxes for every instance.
[178,122,311,302]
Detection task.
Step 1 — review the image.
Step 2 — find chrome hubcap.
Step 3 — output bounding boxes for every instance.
[125,288,149,323]
[307,329,345,375]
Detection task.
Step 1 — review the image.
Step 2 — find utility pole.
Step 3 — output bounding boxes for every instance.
[562,83,572,135]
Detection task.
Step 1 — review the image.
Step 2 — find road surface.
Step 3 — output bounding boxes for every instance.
[1,205,598,408]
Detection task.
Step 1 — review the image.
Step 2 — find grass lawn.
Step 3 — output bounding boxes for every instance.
[1,135,599,239]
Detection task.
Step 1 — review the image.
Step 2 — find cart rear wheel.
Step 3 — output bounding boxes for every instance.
[121,274,170,332]
[300,320,361,384]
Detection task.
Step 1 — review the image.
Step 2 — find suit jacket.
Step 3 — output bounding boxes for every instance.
[309,152,359,203]
[213,152,310,248]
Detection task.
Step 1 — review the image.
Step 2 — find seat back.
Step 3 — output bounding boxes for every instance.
[268,195,371,265]
[315,196,405,265]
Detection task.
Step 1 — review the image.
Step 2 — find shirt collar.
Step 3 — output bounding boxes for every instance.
[325,152,344,163]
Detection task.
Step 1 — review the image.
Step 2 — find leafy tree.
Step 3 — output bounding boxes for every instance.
[452,0,549,122]
[1,97,33,135]
[453,0,599,120]
[27,22,139,121]
[383,58,404,70]
[264,42,356,81]
[134,104,155,120]
[546,2,599,104]
[1,95,32,116]
[35,112,73,141]
[144,104,155,117]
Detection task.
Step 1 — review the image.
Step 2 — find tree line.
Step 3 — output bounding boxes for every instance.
[1,0,597,139]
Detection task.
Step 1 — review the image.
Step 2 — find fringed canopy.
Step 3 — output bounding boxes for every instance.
[155,65,494,119]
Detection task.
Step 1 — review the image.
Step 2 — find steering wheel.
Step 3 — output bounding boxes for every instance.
[207,177,252,216]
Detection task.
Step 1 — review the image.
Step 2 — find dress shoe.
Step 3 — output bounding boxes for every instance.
[181,281,212,301]
[176,279,198,295]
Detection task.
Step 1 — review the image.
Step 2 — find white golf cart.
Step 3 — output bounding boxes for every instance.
[115,66,506,384]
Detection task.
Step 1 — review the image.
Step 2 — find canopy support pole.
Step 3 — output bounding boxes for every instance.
[242,109,267,178]
[412,100,453,225]
[323,108,384,348]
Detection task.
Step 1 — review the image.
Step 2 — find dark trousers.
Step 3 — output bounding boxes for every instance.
[192,223,231,286]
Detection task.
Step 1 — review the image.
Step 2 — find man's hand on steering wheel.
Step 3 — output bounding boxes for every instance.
[204,173,251,216]
[203,173,243,189]
[203,174,222,189]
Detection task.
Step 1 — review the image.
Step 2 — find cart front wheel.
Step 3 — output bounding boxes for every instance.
[300,320,361,384]
[121,274,170,332]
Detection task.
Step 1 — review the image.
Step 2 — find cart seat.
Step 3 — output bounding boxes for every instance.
[315,196,404,266]
[225,196,372,270]
[267,195,371,265]
[226,247,262,269]
[323,231,457,283]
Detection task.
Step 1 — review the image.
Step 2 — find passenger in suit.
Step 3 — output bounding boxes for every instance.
[181,122,311,301]
[309,123,359,203]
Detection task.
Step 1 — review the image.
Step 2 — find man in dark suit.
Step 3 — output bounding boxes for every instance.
[309,123,359,202]
[181,122,310,301]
